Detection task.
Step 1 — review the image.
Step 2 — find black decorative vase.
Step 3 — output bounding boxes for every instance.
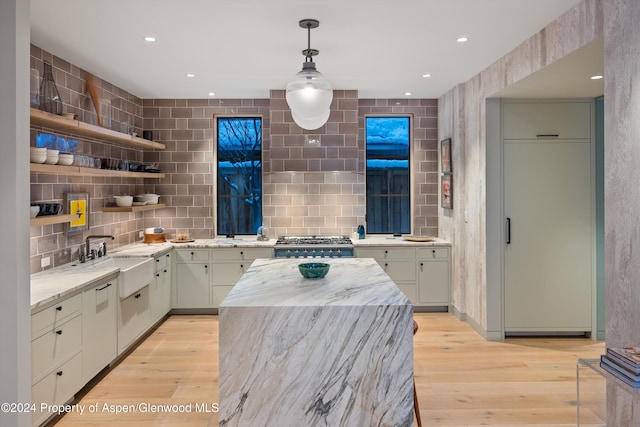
[39,60,63,114]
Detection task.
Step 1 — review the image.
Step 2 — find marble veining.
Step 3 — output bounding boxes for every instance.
[219,258,413,426]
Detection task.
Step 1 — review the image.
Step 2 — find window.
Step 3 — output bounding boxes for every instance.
[365,116,411,234]
[216,117,262,235]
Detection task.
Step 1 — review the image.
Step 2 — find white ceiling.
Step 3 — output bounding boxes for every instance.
[30,0,601,100]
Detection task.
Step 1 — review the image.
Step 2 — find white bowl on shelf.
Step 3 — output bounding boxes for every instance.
[30,147,47,163]
[57,153,74,166]
[137,194,160,205]
[114,195,133,207]
[30,206,40,218]
[44,149,59,165]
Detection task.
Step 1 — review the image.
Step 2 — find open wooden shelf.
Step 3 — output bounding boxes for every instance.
[102,203,166,213]
[30,162,165,179]
[30,108,165,150]
[30,213,80,227]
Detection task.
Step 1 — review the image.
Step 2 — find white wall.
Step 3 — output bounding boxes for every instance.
[0,0,32,426]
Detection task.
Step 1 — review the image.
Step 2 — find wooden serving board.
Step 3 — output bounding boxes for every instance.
[402,236,436,242]
[170,238,195,243]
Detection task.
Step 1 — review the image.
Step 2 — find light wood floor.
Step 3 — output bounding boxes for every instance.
[49,313,606,427]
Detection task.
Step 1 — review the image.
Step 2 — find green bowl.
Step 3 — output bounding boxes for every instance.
[298,262,330,279]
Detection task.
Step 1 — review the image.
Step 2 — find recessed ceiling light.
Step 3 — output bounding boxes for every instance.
[208,92,216,96]
[186,73,195,78]
[404,92,412,96]
[422,73,431,78]
[144,36,156,42]
[456,36,469,43]
[591,75,603,80]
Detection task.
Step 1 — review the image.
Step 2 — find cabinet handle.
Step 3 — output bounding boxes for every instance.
[56,306,62,311]
[506,217,511,244]
[536,134,559,138]
[156,259,160,263]
[166,253,170,258]
[156,273,160,277]
[135,293,141,299]
[204,264,208,274]
[384,263,388,269]
[420,262,424,272]
[56,371,63,376]
[56,330,62,335]
[432,249,436,258]
[96,283,112,291]
[164,269,167,273]
[240,251,244,255]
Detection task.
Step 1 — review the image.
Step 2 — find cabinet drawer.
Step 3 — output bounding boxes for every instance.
[502,101,592,139]
[31,293,82,338]
[32,352,83,427]
[357,247,415,261]
[174,249,210,262]
[417,247,450,260]
[32,314,82,383]
[211,248,273,261]
[379,261,416,282]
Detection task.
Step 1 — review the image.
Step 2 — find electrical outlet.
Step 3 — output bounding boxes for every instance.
[41,257,51,268]
[139,231,144,239]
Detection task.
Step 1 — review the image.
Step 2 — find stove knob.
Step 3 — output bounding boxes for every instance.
[328,249,334,257]
[319,250,324,258]
[286,250,292,258]
[303,249,308,257]
[337,249,342,257]
[311,250,316,258]
[294,250,300,258]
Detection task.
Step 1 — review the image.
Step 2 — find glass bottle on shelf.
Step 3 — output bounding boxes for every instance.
[39,60,63,114]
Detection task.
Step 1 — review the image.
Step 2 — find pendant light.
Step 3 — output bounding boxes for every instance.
[286,19,333,130]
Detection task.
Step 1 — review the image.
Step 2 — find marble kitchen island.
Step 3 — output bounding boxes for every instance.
[219,258,414,427]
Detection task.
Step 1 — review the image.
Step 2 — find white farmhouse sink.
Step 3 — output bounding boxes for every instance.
[92,257,154,299]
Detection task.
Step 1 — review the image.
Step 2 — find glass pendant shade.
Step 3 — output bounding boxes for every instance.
[286,61,333,127]
[291,108,330,130]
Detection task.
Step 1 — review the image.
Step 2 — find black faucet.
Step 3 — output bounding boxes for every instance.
[85,235,115,260]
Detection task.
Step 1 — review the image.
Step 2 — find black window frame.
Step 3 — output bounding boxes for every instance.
[214,115,263,236]
[364,115,412,235]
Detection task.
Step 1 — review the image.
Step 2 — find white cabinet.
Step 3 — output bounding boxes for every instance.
[210,248,272,307]
[417,248,450,305]
[150,252,172,323]
[502,101,592,140]
[31,294,83,427]
[356,245,450,309]
[173,249,212,309]
[502,99,594,333]
[82,276,118,382]
[358,247,417,303]
[118,285,150,354]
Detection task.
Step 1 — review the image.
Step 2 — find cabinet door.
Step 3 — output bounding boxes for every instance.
[417,261,450,304]
[174,262,211,308]
[502,101,591,139]
[82,279,118,382]
[379,261,416,282]
[504,140,592,331]
[118,286,150,354]
[150,265,172,323]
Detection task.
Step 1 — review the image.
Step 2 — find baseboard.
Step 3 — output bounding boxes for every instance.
[452,306,503,341]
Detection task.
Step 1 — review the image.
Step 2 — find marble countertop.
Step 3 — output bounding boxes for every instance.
[31,258,121,312]
[31,236,446,311]
[352,235,450,247]
[220,258,411,308]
